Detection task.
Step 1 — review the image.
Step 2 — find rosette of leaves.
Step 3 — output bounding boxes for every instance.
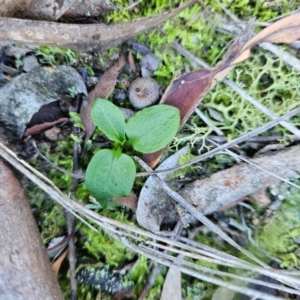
[85,99,180,207]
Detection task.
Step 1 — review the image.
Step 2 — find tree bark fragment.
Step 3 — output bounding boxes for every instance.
[0,158,63,299]
[180,145,300,215]
[0,1,196,51]
[137,145,300,231]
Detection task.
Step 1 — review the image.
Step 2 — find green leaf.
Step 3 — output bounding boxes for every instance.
[85,149,136,207]
[91,99,126,144]
[125,104,180,153]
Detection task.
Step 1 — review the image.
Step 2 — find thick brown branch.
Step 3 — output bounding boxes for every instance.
[0,1,196,51]
[0,158,63,299]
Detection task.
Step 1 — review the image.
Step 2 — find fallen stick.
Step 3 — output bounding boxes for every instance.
[0,158,63,299]
[0,1,196,51]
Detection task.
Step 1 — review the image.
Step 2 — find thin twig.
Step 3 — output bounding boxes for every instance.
[109,0,144,11]
[134,156,268,267]
[66,210,77,300]
[196,134,298,144]
[206,137,300,190]
[194,108,224,135]
[67,94,83,300]
[1,140,300,295]
[138,221,183,299]
[129,244,288,300]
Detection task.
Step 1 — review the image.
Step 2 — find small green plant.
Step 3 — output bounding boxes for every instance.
[35,46,77,65]
[68,86,77,98]
[85,99,180,207]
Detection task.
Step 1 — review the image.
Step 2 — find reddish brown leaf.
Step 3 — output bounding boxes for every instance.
[111,194,138,210]
[160,69,212,123]
[23,117,68,136]
[52,248,69,276]
[232,13,300,65]
[80,53,126,143]
[144,13,300,168]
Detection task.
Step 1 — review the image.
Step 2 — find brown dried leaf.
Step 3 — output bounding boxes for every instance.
[144,13,300,168]
[52,248,69,276]
[80,53,126,143]
[232,13,300,65]
[24,117,68,136]
[111,194,138,210]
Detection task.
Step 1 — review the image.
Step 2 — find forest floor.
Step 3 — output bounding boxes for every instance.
[0,0,300,299]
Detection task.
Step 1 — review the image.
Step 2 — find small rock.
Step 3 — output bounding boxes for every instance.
[3,43,36,58]
[141,53,160,77]
[23,55,40,72]
[44,127,61,141]
[119,108,134,120]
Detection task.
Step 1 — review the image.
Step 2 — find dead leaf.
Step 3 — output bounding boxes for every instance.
[111,194,138,210]
[80,53,126,143]
[0,63,18,75]
[52,248,69,276]
[237,13,300,62]
[128,51,136,73]
[24,117,68,136]
[161,266,182,300]
[144,13,300,168]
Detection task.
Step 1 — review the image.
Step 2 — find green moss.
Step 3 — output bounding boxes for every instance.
[27,184,66,243]
[182,280,209,299]
[208,0,289,21]
[256,192,300,269]
[145,272,165,300]
[80,226,134,267]
[208,52,300,139]
[35,46,78,66]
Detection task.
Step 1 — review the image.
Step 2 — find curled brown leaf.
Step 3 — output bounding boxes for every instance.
[144,13,300,168]
[80,53,126,143]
